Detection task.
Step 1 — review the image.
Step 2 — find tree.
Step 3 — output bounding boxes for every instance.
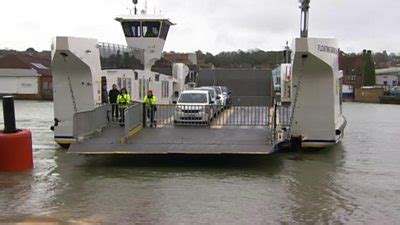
[363,50,376,86]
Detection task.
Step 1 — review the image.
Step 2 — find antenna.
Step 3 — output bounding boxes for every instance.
[299,0,310,38]
[133,0,138,15]
[284,41,290,63]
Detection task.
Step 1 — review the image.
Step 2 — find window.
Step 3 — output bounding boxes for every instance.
[214,87,222,95]
[159,22,170,40]
[196,88,214,99]
[348,75,356,81]
[139,79,144,99]
[118,77,122,89]
[162,81,169,98]
[126,78,132,94]
[178,93,207,103]
[99,43,144,70]
[122,22,141,37]
[155,74,160,82]
[142,22,160,38]
[134,71,138,80]
[118,77,132,94]
[139,79,150,100]
[31,63,48,70]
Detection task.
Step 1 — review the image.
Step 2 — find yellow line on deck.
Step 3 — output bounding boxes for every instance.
[120,125,143,144]
[56,141,74,145]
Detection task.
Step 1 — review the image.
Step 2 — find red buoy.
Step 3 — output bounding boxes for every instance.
[0,96,33,172]
[0,129,33,171]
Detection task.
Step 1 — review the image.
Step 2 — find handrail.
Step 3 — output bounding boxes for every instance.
[124,103,143,141]
[73,104,109,140]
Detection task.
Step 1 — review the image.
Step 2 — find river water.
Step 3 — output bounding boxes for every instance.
[0,101,399,224]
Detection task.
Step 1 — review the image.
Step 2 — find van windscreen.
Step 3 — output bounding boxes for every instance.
[178,93,207,103]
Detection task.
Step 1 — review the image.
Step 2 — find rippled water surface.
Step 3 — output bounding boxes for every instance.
[0,101,399,224]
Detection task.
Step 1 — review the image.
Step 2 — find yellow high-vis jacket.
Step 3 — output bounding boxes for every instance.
[144,95,157,106]
[117,93,131,109]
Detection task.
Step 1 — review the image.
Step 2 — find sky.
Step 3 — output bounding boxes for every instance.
[0,0,399,54]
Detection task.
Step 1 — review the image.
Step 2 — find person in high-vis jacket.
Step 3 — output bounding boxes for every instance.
[144,90,157,127]
[117,88,131,125]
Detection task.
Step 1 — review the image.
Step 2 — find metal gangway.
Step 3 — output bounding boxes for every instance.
[68,102,292,155]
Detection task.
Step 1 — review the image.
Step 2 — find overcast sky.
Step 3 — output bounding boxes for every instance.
[1,0,399,54]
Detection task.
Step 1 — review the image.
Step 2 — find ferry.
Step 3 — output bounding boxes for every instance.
[50,0,346,153]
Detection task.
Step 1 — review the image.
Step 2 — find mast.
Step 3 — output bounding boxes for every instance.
[299,0,310,38]
[133,0,138,15]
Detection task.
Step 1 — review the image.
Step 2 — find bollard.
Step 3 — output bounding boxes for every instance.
[0,96,33,171]
[2,96,17,133]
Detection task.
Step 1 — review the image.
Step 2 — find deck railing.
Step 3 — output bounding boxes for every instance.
[124,103,143,137]
[142,104,273,127]
[276,105,291,127]
[73,104,109,139]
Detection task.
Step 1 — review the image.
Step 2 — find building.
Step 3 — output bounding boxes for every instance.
[375,67,400,88]
[339,50,375,88]
[0,53,52,100]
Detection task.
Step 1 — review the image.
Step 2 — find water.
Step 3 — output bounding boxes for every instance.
[0,101,400,224]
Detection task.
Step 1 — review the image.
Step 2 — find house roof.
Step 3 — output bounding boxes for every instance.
[376,67,400,75]
[0,53,51,77]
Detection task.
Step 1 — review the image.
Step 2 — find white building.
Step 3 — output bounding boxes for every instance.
[0,53,53,100]
[376,67,400,88]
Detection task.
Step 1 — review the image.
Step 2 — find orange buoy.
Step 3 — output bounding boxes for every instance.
[0,129,33,171]
[0,96,33,172]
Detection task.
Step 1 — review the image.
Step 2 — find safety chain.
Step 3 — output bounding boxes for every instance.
[286,56,307,139]
[68,76,78,113]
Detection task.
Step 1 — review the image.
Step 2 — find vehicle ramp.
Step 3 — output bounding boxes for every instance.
[68,104,277,155]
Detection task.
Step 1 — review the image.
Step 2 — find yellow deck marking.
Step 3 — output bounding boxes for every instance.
[120,125,143,144]
[56,141,74,145]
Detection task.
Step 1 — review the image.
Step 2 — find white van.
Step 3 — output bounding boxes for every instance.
[174,90,215,125]
[194,87,222,114]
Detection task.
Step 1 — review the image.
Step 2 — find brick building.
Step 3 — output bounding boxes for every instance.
[339,50,375,88]
[0,52,52,100]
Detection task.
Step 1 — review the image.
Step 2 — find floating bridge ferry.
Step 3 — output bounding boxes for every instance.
[50,0,346,154]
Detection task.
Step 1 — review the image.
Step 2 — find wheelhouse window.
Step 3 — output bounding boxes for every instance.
[159,22,170,40]
[122,22,141,37]
[142,22,160,38]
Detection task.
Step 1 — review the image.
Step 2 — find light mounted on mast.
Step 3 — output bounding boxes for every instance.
[299,0,310,38]
[133,0,138,15]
